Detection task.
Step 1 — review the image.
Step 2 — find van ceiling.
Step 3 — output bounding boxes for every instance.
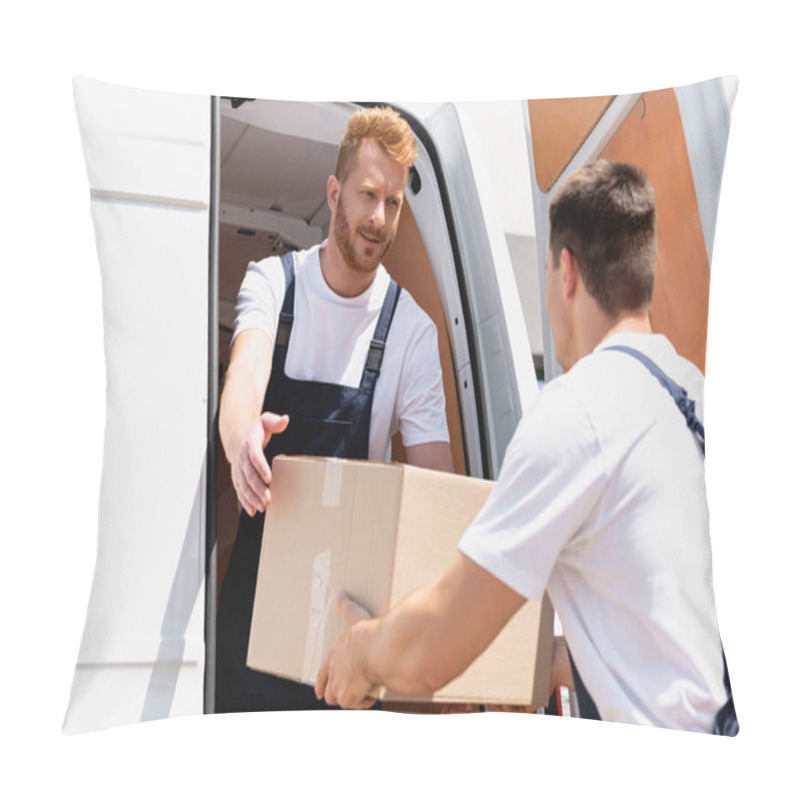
[220,100,354,235]
[218,100,357,329]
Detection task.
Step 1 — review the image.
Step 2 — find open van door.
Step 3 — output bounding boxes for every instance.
[66,87,538,731]
[400,102,539,478]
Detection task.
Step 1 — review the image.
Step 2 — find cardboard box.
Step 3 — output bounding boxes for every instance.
[247,455,554,707]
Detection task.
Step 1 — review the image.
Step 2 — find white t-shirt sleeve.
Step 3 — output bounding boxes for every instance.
[394,314,450,447]
[459,380,607,600]
[231,256,286,345]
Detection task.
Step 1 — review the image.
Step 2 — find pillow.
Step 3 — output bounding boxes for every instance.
[64,75,737,733]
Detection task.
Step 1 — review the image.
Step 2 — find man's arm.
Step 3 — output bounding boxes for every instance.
[219,329,288,516]
[405,441,454,473]
[392,310,454,475]
[314,550,526,709]
[377,445,452,715]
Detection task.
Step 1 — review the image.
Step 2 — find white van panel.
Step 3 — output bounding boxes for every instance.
[675,78,734,266]
[74,78,210,205]
[67,659,204,731]
[64,78,210,733]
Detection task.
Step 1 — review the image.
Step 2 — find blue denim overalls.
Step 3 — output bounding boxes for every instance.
[216,251,401,713]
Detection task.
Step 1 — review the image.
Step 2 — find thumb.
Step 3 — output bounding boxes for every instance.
[260,412,289,438]
[334,591,372,626]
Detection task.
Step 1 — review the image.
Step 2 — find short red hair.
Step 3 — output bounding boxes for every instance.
[335,106,417,183]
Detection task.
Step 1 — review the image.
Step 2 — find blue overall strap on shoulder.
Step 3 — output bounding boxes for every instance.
[274,251,296,349]
[362,280,402,381]
[604,344,705,455]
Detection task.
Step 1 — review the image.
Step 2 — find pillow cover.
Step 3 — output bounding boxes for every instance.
[64,75,736,733]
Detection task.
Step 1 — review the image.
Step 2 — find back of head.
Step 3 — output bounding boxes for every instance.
[335,106,417,184]
[549,160,656,317]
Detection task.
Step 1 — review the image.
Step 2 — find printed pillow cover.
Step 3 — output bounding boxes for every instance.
[64,75,737,734]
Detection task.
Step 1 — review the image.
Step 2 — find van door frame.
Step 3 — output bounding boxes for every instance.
[365,102,492,476]
[204,95,221,713]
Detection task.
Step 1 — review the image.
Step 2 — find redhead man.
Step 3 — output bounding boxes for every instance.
[216,107,453,713]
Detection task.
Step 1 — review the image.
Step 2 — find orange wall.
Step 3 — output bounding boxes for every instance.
[601,90,709,373]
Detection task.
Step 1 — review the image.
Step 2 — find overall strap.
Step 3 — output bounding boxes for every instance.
[604,344,705,455]
[274,251,296,351]
[360,280,402,392]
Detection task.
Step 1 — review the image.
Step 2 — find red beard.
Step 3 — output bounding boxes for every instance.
[333,197,394,275]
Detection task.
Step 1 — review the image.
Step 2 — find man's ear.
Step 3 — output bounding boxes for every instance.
[561,248,579,300]
[327,174,340,212]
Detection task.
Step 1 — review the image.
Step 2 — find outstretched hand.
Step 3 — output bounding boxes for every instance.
[231,412,289,516]
[315,592,377,709]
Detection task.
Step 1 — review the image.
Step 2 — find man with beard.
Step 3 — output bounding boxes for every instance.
[215,106,453,713]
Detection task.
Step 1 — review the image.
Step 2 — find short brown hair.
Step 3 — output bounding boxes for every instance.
[335,106,417,183]
[549,160,656,316]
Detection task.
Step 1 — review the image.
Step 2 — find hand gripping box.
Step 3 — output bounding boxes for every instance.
[247,455,554,707]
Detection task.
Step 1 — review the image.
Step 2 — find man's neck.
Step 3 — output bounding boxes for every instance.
[570,306,652,369]
[599,312,653,343]
[319,241,377,298]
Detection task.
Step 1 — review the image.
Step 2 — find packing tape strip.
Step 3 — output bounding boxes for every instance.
[301,549,333,685]
[322,459,343,507]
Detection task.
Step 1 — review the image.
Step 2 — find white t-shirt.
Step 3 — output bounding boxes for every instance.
[232,244,450,461]
[459,332,727,731]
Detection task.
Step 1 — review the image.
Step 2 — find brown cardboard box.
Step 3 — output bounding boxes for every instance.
[247,455,554,707]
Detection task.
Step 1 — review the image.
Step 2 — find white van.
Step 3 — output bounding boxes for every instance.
[64,77,733,732]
